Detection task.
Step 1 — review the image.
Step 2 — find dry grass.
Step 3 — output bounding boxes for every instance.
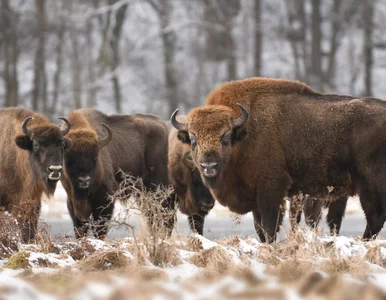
[0,209,21,258]
[78,250,132,271]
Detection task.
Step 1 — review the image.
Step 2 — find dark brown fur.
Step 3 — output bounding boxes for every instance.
[168,126,215,235]
[0,107,67,242]
[175,77,386,242]
[61,108,173,239]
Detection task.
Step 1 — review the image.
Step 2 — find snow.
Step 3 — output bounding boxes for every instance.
[0,232,385,298]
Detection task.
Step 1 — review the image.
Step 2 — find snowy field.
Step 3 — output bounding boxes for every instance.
[0,184,382,299]
[1,229,386,299]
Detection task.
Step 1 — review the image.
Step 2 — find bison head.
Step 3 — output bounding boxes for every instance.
[15,116,71,194]
[171,104,248,188]
[63,124,112,220]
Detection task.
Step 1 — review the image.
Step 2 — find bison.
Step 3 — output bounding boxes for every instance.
[61,108,173,239]
[0,107,71,242]
[171,77,386,242]
[168,126,215,235]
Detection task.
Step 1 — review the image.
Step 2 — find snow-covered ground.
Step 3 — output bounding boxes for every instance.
[1,230,386,299]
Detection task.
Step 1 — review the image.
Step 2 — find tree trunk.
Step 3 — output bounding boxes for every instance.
[363,0,374,96]
[71,34,82,109]
[51,0,66,114]
[324,0,342,90]
[311,0,323,91]
[32,0,47,112]
[254,0,262,77]
[86,19,97,108]
[158,1,178,118]
[109,0,128,113]
[1,0,19,107]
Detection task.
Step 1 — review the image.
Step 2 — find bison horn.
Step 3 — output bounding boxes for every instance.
[21,116,34,137]
[171,109,188,132]
[58,117,71,136]
[231,103,249,128]
[99,123,112,148]
[182,151,195,170]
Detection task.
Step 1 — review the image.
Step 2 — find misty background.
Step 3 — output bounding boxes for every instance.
[0,0,384,120]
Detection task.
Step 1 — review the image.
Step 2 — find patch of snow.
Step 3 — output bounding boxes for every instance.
[0,274,54,300]
[164,262,199,282]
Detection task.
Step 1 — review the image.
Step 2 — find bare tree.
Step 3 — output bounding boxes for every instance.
[310,0,323,92]
[203,0,241,80]
[108,0,128,113]
[363,0,374,96]
[50,0,66,114]
[32,0,48,112]
[148,0,178,118]
[1,0,19,107]
[286,0,307,81]
[254,0,263,76]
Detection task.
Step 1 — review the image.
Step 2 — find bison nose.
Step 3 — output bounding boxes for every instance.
[200,201,215,212]
[47,165,62,181]
[200,162,219,177]
[77,176,91,189]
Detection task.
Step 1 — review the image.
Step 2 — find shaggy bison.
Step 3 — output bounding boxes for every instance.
[171,77,386,242]
[0,107,71,242]
[168,127,215,235]
[61,108,172,239]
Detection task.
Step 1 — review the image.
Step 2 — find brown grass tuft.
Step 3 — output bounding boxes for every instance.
[78,250,132,272]
[188,246,232,273]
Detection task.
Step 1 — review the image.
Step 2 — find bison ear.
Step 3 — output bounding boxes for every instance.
[177,131,191,144]
[15,135,33,150]
[231,127,247,144]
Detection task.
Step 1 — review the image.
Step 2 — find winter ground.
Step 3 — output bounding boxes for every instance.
[0,184,382,299]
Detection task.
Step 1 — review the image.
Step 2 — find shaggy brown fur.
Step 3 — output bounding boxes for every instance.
[173,77,386,242]
[168,126,215,235]
[0,107,68,242]
[61,108,173,239]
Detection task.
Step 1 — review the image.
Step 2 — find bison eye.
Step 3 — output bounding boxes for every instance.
[221,132,231,146]
[33,141,40,152]
[191,139,197,150]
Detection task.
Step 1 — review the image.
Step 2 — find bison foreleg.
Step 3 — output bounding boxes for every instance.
[188,213,205,236]
[252,210,266,243]
[260,198,285,243]
[67,198,89,239]
[326,197,347,235]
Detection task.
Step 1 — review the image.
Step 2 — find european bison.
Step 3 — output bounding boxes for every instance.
[168,126,215,235]
[171,77,386,242]
[0,107,71,242]
[61,108,173,239]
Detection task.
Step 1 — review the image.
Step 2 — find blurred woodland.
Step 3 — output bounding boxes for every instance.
[0,0,385,119]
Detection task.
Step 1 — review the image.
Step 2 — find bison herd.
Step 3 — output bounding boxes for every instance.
[2,77,386,243]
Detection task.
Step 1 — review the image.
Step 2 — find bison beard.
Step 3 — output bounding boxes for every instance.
[171,77,386,243]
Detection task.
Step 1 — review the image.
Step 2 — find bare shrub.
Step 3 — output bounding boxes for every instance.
[109,172,179,266]
[0,208,21,258]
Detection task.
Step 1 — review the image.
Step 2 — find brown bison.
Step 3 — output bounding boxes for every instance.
[0,107,71,242]
[168,126,215,235]
[61,108,173,239]
[171,77,386,242]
